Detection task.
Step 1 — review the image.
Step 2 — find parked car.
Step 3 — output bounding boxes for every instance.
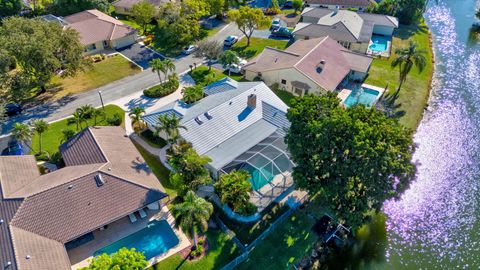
[283,1,293,8]
[271,18,281,31]
[182,45,198,55]
[271,27,293,38]
[5,103,22,117]
[224,35,239,47]
[226,57,248,74]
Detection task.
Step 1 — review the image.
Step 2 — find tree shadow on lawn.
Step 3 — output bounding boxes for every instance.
[231,45,257,59]
[377,91,406,119]
[395,23,429,40]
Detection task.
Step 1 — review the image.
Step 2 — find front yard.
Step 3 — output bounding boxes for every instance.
[365,22,433,130]
[49,55,141,100]
[189,66,245,86]
[149,230,239,270]
[30,105,125,157]
[231,37,289,59]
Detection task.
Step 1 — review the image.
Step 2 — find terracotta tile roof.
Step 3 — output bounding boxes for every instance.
[0,187,23,270]
[243,37,372,91]
[10,172,165,243]
[60,129,107,166]
[0,156,40,199]
[63,9,136,45]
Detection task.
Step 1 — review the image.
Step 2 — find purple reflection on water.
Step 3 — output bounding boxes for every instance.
[383,3,480,268]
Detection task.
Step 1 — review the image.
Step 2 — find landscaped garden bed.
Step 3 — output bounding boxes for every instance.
[143,78,179,98]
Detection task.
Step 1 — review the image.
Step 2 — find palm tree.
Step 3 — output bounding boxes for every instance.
[220,50,240,76]
[11,122,33,152]
[172,190,213,246]
[129,107,146,133]
[155,113,187,144]
[61,129,76,143]
[72,111,84,130]
[76,105,94,127]
[31,119,49,154]
[150,58,165,84]
[391,40,427,92]
[182,85,204,104]
[90,108,104,126]
[162,59,176,81]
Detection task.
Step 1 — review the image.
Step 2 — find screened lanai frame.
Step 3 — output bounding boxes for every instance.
[220,130,294,191]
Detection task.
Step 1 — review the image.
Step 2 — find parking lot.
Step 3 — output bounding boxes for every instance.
[117,43,164,69]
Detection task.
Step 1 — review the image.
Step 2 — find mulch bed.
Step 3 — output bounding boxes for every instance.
[178,235,210,261]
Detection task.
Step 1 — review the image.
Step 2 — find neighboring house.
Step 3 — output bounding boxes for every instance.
[0,126,168,269]
[142,79,294,210]
[242,37,373,96]
[304,0,376,10]
[293,7,399,54]
[113,0,168,16]
[43,9,138,55]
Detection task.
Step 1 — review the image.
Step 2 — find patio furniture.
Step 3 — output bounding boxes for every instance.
[128,213,137,223]
[138,208,147,219]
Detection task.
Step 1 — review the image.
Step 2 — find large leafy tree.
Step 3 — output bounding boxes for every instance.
[285,94,416,230]
[81,247,147,270]
[292,0,302,13]
[132,1,156,34]
[0,17,84,94]
[214,170,252,212]
[182,85,204,104]
[31,119,49,154]
[168,140,212,194]
[172,190,213,246]
[194,40,223,70]
[155,113,187,143]
[48,0,110,16]
[227,6,270,46]
[0,0,22,17]
[391,40,427,92]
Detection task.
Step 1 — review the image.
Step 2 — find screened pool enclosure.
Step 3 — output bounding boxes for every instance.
[220,131,294,191]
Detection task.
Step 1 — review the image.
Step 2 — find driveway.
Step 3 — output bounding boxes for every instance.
[117,43,165,69]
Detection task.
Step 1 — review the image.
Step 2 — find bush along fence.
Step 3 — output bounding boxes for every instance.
[219,192,308,270]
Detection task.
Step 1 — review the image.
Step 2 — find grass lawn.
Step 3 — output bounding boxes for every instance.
[215,203,290,245]
[273,89,295,106]
[30,105,125,157]
[231,37,289,59]
[236,208,317,270]
[49,55,141,100]
[133,142,176,197]
[365,22,433,130]
[149,230,239,270]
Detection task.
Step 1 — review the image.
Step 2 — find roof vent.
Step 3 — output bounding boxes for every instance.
[26,255,30,260]
[0,219,4,224]
[247,94,257,110]
[95,174,105,187]
[67,184,74,190]
[108,167,112,171]
[194,117,203,125]
[316,60,326,73]
[6,261,11,266]
[204,112,213,120]
[229,101,233,105]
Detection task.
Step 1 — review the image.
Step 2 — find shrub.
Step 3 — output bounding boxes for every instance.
[236,202,258,216]
[35,151,50,161]
[143,75,179,98]
[264,8,280,15]
[107,113,122,126]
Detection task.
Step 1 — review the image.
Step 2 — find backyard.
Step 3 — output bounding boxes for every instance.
[231,37,289,59]
[30,105,125,157]
[149,230,239,270]
[49,55,141,100]
[365,22,433,130]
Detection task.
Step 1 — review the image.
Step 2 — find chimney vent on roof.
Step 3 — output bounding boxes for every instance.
[247,94,257,109]
[316,60,326,73]
[333,6,339,15]
[26,255,30,260]
[95,173,105,187]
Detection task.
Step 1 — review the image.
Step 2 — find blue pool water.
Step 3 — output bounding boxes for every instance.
[369,35,389,52]
[344,88,380,108]
[95,220,179,260]
[244,164,273,191]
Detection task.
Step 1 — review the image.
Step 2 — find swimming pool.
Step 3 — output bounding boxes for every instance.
[94,220,179,260]
[243,164,274,191]
[344,87,381,108]
[369,35,389,53]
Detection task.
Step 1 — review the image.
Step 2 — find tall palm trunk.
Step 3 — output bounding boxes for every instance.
[39,133,42,153]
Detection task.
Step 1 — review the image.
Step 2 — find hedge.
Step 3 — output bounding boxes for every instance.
[143,79,179,98]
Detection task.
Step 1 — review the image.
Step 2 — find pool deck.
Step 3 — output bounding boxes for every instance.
[249,172,294,212]
[337,83,386,108]
[68,206,190,269]
[366,36,392,58]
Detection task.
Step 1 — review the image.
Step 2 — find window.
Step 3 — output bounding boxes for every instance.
[85,43,96,52]
[103,40,108,48]
[281,79,287,85]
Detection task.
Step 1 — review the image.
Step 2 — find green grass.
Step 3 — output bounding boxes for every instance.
[215,203,290,245]
[149,230,239,270]
[364,22,433,130]
[140,130,167,148]
[236,208,317,270]
[133,142,176,197]
[273,89,295,106]
[49,55,141,99]
[30,105,125,157]
[189,66,227,86]
[231,37,289,59]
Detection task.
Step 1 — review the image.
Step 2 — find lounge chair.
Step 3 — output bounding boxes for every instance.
[128,213,137,223]
[138,208,147,219]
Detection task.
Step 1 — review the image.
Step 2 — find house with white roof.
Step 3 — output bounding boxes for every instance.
[142,78,294,210]
[294,7,398,54]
